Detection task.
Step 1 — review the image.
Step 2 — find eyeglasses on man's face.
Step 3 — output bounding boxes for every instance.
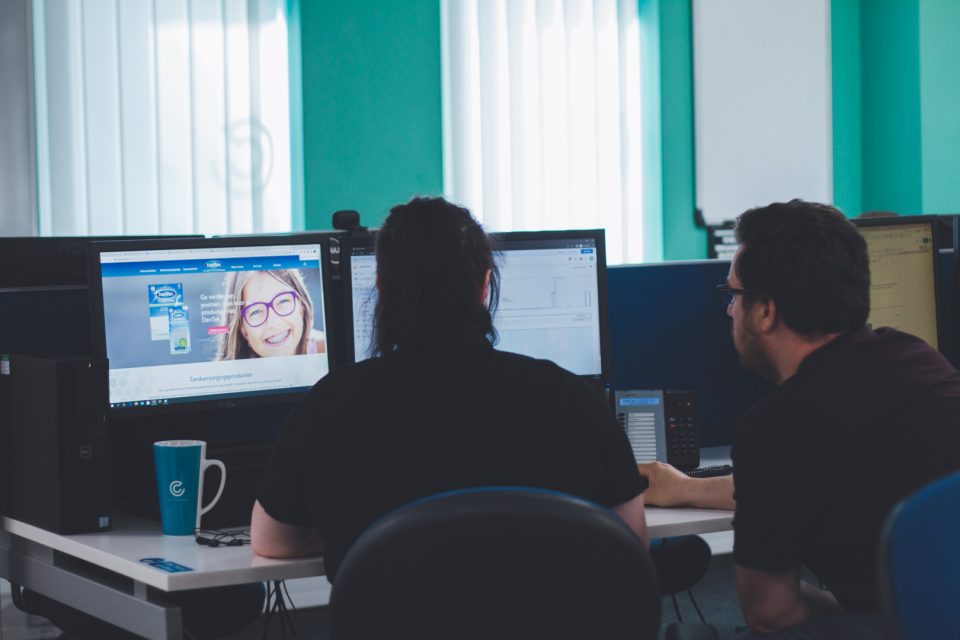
[241,290,299,327]
[716,284,754,307]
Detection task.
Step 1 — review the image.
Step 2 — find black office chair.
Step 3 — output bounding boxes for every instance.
[330,486,717,640]
[878,471,960,640]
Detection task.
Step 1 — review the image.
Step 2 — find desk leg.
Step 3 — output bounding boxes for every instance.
[0,537,183,640]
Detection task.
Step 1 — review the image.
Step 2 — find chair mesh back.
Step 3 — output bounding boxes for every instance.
[879,471,960,640]
[331,487,661,640]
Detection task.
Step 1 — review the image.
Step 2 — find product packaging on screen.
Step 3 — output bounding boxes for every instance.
[153,440,226,536]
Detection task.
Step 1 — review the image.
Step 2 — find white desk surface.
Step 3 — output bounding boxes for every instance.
[646,506,733,539]
[644,446,734,538]
[2,515,324,592]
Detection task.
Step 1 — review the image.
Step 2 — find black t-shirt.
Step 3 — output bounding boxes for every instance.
[732,327,960,612]
[258,348,646,581]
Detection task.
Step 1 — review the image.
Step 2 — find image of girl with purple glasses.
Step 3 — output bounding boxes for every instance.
[216,269,325,360]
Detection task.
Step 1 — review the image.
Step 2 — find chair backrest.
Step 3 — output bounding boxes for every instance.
[878,471,960,640]
[330,486,661,640]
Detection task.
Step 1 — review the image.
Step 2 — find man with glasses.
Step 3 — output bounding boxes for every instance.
[640,200,960,639]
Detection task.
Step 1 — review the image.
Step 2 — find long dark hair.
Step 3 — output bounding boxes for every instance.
[372,197,499,362]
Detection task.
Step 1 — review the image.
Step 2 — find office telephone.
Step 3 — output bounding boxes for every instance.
[614,389,701,471]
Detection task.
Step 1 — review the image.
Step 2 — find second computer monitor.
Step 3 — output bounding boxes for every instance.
[344,230,610,382]
[854,216,940,350]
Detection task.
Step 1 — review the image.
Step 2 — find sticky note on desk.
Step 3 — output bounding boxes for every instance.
[140,557,193,573]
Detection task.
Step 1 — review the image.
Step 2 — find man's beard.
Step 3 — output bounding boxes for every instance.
[735,318,779,383]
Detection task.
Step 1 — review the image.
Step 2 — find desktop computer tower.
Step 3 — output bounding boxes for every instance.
[0,354,112,533]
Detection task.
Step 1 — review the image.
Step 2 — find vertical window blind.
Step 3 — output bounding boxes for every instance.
[32,0,293,236]
[441,0,645,264]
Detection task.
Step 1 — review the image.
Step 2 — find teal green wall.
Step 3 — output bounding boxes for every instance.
[831,0,862,218]
[919,0,960,213]
[651,0,960,254]
[638,0,664,262]
[294,0,960,254]
[298,1,443,230]
[648,0,704,261]
[832,0,960,217]
[641,0,960,249]
[295,0,705,258]
[286,0,305,230]
[860,0,923,215]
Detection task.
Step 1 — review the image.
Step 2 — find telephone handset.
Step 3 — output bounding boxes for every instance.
[614,389,701,471]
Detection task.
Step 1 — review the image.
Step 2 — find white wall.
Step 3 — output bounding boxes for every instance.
[693,0,833,225]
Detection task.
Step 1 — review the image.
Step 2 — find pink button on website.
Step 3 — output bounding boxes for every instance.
[207,326,229,335]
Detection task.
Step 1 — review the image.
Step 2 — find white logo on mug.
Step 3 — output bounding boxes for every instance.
[169,480,186,497]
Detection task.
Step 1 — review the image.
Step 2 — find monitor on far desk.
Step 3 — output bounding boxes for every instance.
[853,216,942,353]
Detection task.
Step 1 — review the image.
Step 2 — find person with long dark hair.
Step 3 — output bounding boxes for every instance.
[250,197,648,580]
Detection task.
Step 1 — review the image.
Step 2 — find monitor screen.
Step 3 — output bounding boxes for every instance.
[346,231,609,379]
[348,240,377,360]
[857,220,939,349]
[91,238,331,410]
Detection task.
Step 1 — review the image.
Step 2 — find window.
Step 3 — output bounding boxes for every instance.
[441,0,645,264]
[32,0,294,236]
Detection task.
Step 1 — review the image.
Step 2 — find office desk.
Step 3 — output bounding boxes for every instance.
[0,515,324,640]
[0,504,733,639]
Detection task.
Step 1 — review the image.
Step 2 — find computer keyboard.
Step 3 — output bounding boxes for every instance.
[683,464,733,479]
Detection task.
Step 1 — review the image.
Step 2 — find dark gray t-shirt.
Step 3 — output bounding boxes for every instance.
[732,327,960,611]
[258,348,646,581]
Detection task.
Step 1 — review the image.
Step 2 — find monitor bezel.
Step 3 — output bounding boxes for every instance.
[341,228,612,385]
[852,214,942,350]
[88,234,337,416]
[0,235,201,288]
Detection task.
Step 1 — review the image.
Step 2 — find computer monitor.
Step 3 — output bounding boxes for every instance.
[608,260,773,447]
[0,235,202,288]
[88,236,335,413]
[854,216,940,350]
[0,236,201,357]
[0,286,90,356]
[343,230,611,383]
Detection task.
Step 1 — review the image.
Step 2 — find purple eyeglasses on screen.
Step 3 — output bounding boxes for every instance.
[241,290,299,327]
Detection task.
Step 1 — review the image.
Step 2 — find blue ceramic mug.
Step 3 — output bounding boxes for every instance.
[153,440,227,536]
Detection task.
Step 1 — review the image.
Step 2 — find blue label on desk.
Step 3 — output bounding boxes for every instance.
[139,557,193,573]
